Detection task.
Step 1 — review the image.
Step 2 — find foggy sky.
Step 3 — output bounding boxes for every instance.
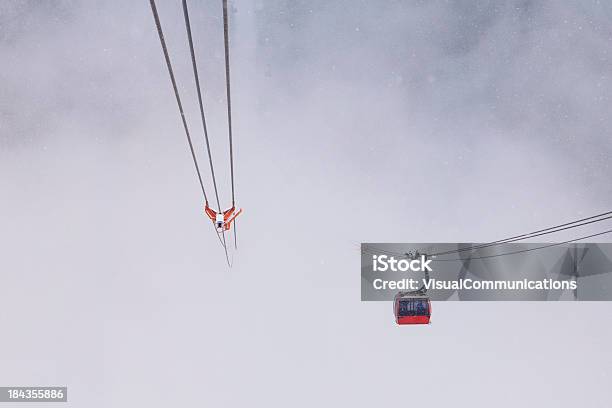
[1,1,611,407]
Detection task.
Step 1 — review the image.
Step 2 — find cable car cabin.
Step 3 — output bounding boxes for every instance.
[394,294,431,325]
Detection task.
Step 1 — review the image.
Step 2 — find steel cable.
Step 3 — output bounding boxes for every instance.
[149,0,209,202]
[182,0,222,211]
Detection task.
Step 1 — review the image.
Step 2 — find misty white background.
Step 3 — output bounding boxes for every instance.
[1,1,611,406]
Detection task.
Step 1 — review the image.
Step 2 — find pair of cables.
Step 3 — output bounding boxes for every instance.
[362,210,612,262]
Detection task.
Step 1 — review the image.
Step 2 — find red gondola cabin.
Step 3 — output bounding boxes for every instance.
[394,293,431,325]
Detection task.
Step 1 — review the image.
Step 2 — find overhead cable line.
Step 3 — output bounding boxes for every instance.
[429,211,612,257]
[222,0,236,206]
[361,228,612,262]
[222,0,238,248]
[362,210,612,259]
[432,228,612,262]
[218,229,232,267]
[149,0,209,202]
[182,0,222,211]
